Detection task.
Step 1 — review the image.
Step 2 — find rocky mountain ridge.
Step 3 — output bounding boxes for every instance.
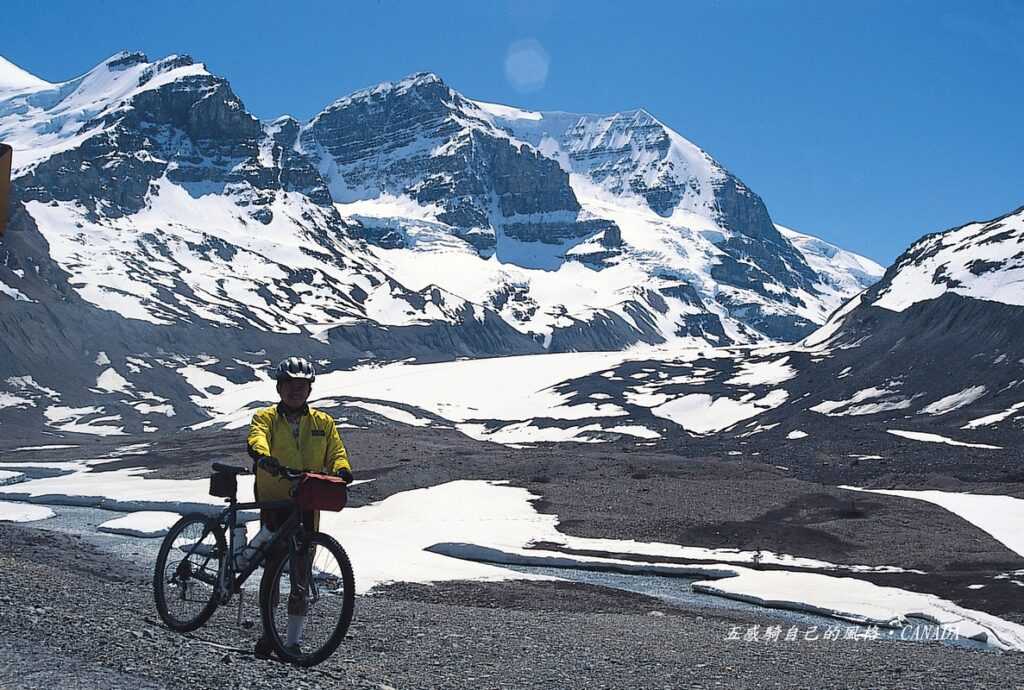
[709,204,1024,461]
[0,51,882,437]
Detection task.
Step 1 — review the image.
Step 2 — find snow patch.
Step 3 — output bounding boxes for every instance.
[97,511,181,538]
[962,400,1024,429]
[0,281,34,302]
[0,470,27,486]
[345,401,432,428]
[43,405,125,436]
[886,429,1002,450]
[0,392,33,410]
[95,367,132,393]
[811,387,915,417]
[725,357,795,386]
[0,501,54,522]
[651,390,788,434]
[920,387,987,416]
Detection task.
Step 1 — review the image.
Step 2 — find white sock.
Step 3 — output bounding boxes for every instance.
[286,614,306,646]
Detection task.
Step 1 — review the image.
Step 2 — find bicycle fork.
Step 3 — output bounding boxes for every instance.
[217,553,234,606]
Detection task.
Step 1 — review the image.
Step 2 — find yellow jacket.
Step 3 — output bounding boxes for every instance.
[246,404,351,503]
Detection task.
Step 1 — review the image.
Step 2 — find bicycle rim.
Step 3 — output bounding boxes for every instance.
[262,532,355,666]
[153,514,224,632]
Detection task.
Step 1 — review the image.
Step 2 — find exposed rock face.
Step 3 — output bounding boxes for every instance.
[300,73,611,253]
[14,54,338,229]
[266,117,334,206]
[705,175,822,338]
[562,110,691,216]
[476,104,862,341]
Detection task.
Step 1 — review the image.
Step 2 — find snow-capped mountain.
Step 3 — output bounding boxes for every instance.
[864,205,1024,312]
[732,204,1024,453]
[0,52,881,437]
[1,54,536,340]
[811,205,1024,342]
[308,75,882,346]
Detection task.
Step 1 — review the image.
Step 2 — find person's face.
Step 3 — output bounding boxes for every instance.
[277,378,312,409]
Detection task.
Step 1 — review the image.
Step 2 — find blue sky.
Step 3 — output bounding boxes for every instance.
[3,0,1022,264]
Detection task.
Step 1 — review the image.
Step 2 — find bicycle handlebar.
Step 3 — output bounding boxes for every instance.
[253,456,305,482]
[219,457,346,484]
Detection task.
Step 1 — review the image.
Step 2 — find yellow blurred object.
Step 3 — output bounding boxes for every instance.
[0,144,11,237]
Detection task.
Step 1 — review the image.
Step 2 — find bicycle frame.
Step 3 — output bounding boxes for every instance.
[181,496,304,604]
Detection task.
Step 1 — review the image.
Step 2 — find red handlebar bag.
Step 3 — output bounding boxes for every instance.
[295,473,348,512]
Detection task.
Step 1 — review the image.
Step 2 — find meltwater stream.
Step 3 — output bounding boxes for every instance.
[461,564,990,651]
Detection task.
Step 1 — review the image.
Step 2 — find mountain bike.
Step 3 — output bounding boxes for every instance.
[153,460,355,667]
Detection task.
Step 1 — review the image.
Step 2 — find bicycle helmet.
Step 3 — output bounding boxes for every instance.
[275,356,316,382]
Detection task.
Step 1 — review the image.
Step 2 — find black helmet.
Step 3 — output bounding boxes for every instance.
[275,357,316,382]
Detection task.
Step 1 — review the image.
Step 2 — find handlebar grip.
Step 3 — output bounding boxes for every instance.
[255,457,310,484]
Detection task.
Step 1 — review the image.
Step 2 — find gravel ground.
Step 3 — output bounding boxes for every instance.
[2,524,1023,690]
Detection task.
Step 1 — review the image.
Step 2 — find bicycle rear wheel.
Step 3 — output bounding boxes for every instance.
[153,513,225,632]
[261,531,355,667]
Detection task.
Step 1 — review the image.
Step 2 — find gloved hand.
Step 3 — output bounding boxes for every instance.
[336,467,353,484]
[258,456,282,475]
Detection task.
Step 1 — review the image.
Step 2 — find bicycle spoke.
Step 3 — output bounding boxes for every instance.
[155,516,223,630]
[264,533,354,665]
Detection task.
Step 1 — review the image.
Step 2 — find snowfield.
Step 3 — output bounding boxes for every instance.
[182,343,809,444]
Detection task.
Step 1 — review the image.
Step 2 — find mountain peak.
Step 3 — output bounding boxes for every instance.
[397,71,444,88]
[269,114,299,126]
[624,107,657,122]
[318,72,450,117]
[103,51,149,71]
[373,71,448,98]
[0,55,54,93]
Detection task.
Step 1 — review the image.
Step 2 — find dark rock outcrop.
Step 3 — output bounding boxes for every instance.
[301,73,607,254]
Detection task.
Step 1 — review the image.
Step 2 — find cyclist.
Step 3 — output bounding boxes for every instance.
[246,356,353,659]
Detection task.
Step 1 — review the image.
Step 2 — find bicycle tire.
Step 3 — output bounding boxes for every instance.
[153,513,226,632]
[261,531,355,667]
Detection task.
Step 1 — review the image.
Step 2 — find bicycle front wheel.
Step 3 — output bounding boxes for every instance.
[153,513,225,632]
[261,531,355,667]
